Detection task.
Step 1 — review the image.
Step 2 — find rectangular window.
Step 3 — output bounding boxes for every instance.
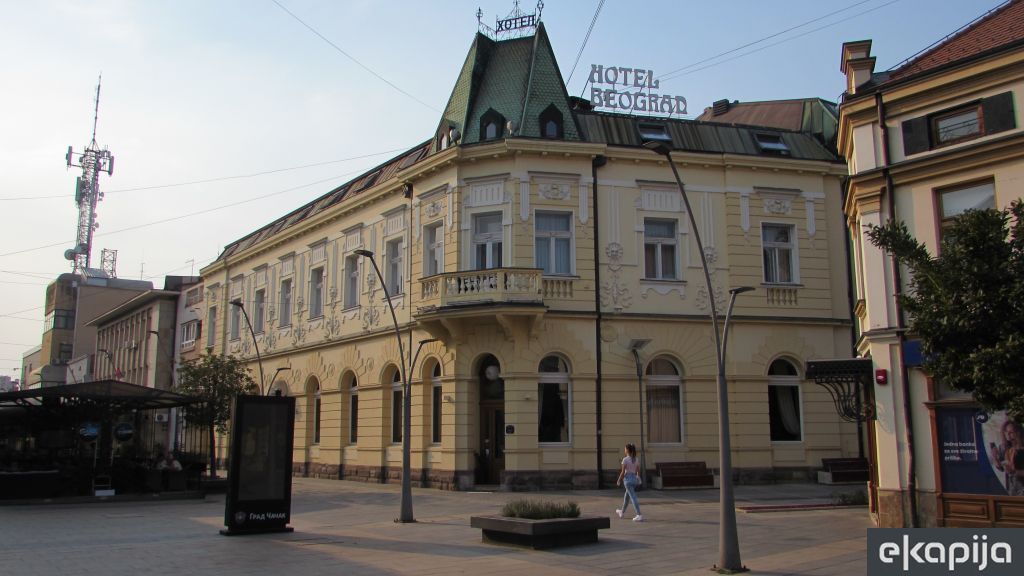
[229,300,241,340]
[58,343,72,365]
[762,223,797,284]
[392,389,403,443]
[939,180,996,233]
[349,392,359,444]
[432,384,442,444]
[309,267,324,318]
[44,309,75,332]
[933,105,982,146]
[535,212,572,275]
[207,306,217,347]
[769,384,803,442]
[538,382,569,443]
[279,279,292,328]
[253,289,265,333]
[180,320,200,348]
[473,213,503,269]
[424,222,443,276]
[644,219,678,280]
[647,385,682,443]
[386,238,404,295]
[344,255,359,309]
[754,133,790,155]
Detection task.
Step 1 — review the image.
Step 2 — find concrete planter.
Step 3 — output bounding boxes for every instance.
[470,514,611,549]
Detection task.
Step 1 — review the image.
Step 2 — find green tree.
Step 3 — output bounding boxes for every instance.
[176,354,258,476]
[866,199,1024,421]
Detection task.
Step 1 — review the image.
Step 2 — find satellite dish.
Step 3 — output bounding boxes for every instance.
[506,120,517,136]
[485,365,500,381]
[64,249,77,261]
[448,127,461,144]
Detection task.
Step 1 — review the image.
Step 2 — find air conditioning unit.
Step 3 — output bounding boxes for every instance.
[154,413,169,423]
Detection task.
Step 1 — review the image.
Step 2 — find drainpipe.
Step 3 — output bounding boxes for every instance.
[592,154,608,489]
[876,92,919,528]
[839,176,865,460]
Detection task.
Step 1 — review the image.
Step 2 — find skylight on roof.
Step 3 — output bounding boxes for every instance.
[754,133,790,155]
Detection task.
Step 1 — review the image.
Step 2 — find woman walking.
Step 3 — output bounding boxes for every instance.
[616,442,643,522]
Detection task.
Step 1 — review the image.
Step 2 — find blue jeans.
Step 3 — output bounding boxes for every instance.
[621,473,641,515]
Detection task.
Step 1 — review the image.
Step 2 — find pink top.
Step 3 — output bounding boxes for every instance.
[621,456,639,475]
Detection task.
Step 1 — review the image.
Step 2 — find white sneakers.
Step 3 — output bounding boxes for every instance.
[615,509,644,521]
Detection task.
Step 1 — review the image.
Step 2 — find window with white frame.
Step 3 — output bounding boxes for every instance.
[207,306,217,347]
[253,289,265,333]
[180,320,199,349]
[344,255,359,309]
[768,359,802,442]
[431,363,442,444]
[762,223,797,284]
[349,377,359,444]
[424,222,444,276]
[279,279,292,328]
[229,299,241,340]
[473,212,503,269]
[644,219,678,280]
[386,238,404,295]
[309,267,324,318]
[646,356,682,443]
[538,355,570,443]
[535,211,572,275]
[391,369,403,443]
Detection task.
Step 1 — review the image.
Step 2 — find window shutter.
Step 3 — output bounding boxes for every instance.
[982,91,1016,135]
[196,320,202,340]
[901,116,930,155]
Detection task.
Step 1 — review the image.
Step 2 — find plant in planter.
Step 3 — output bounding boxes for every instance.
[471,498,608,549]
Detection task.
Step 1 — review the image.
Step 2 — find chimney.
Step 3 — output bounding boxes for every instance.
[840,40,876,96]
[712,99,730,116]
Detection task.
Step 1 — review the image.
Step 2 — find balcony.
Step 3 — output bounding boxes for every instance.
[419,268,544,310]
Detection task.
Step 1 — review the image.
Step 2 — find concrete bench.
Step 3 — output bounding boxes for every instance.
[654,461,715,489]
[817,457,869,484]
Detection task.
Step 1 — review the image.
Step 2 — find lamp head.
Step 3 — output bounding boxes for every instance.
[354,249,374,258]
[642,140,672,157]
[229,300,243,308]
[627,338,652,351]
[419,338,439,345]
[729,286,755,296]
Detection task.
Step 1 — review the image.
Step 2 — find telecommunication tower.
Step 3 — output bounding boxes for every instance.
[65,76,115,274]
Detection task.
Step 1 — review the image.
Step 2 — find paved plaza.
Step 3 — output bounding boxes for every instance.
[0,478,870,575]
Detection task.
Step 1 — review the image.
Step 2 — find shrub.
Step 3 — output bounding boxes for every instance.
[500,498,581,519]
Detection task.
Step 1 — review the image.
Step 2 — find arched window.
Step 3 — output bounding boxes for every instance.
[539,104,564,139]
[538,355,570,443]
[480,109,505,141]
[431,362,443,444]
[306,378,321,445]
[391,368,403,443]
[646,356,683,444]
[349,376,359,444]
[768,358,802,442]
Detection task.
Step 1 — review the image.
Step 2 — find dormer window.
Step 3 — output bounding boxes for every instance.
[480,109,505,141]
[540,104,563,139]
[755,133,790,155]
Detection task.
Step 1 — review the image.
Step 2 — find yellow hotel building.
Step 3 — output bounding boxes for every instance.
[200,22,857,490]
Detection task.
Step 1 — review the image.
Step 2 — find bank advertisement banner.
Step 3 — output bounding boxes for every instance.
[936,407,1024,496]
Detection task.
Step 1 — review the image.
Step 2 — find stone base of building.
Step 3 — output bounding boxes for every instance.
[873,488,938,527]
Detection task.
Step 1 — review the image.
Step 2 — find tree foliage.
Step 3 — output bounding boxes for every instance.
[866,200,1024,421]
[176,353,258,434]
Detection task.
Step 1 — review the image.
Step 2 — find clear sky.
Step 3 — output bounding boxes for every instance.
[0,0,1006,377]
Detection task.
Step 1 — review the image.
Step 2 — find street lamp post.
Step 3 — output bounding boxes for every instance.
[627,338,652,486]
[642,136,751,573]
[230,301,266,396]
[355,248,415,523]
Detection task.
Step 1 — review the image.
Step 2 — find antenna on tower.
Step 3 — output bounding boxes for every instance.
[65,75,115,274]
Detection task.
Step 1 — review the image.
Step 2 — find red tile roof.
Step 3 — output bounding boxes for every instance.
[889,0,1024,80]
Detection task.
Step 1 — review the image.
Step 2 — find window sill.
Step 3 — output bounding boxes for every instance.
[539,442,572,447]
[641,278,685,284]
[769,440,805,445]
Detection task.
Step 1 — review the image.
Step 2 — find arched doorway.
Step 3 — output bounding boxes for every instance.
[477,354,504,485]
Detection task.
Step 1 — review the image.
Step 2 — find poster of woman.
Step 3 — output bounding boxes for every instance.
[981,413,1024,496]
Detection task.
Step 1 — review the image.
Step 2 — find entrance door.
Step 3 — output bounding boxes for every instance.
[479,401,505,484]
